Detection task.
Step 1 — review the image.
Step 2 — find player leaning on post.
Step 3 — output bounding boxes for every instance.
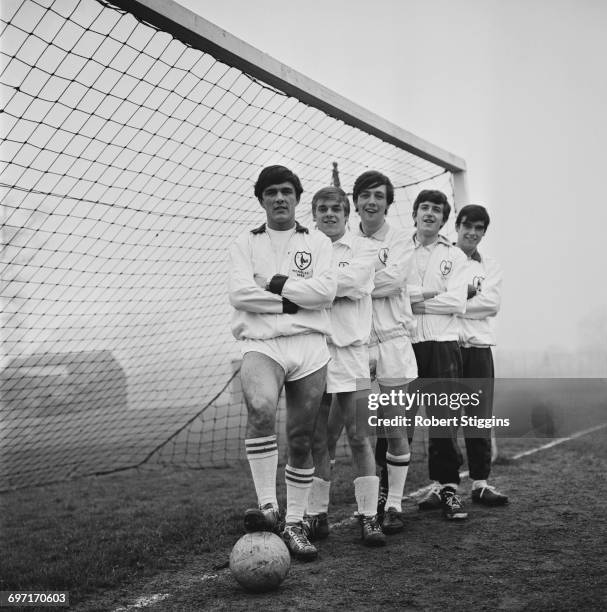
[305,186,386,547]
[354,170,417,535]
[228,165,337,561]
[455,204,508,506]
[407,189,469,520]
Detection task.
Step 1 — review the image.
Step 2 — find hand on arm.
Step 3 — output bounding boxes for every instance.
[254,274,267,289]
[412,291,438,313]
[411,300,425,314]
[265,273,299,313]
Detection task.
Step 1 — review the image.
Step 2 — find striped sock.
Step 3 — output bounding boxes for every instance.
[386,452,411,512]
[245,435,278,508]
[285,465,314,524]
[354,475,380,517]
[307,477,331,515]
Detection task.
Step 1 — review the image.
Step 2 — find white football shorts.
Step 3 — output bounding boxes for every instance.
[369,334,418,387]
[326,343,371,394]
[241,332,330,382]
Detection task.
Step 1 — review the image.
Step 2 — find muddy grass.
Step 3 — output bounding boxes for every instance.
[63,430,607,611]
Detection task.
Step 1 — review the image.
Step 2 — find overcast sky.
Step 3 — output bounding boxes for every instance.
[178,0,607,357]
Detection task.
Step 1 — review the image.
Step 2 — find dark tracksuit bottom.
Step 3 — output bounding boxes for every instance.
[460,346,495,481]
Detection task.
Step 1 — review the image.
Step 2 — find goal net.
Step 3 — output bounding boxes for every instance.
[0,0,466,489]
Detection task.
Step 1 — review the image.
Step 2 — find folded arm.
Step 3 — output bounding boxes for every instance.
[228,239,285,313]
[336,242,376,300]
[462,259,503,319]
[372,238,413,298]
[411,251,468,315]
[272,237,337,310]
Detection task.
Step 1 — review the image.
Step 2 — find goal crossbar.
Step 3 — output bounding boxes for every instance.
[111,0,467,173]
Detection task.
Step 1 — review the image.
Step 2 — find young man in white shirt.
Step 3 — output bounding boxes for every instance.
[354,171,417,535]
[305,186,386,547]
[455,204,508,506]
[228,165,337,560]
[407,189,469,520]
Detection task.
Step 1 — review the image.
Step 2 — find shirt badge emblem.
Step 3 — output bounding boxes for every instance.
[294,251,312,270]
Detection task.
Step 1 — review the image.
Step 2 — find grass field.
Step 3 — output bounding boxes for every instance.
[1,427,606,611]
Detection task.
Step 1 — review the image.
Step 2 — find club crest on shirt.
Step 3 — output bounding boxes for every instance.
[440,259,453,276]
[294,251,312,270]
[378,247,389,265]
[473,275,484,291]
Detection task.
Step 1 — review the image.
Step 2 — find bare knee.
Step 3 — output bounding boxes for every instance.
[347,430,369,454]
[240,352,283,437]
[288,430,313,464]
[246,397,276,437]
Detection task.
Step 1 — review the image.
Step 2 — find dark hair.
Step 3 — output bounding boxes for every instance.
[352,170,394,205]
[311,186,350,217]
[254,165,303,200]
[412,189,451,223]
[455,204,490,230]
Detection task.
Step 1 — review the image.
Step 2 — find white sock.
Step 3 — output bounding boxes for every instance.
[354,475,379,517]
[386,452,410,512]
[472,479,487,490]
[285,465,314,524]
[245,435,278,508]
[307,477,331,515]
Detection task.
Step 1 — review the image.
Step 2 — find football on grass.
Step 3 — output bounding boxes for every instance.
[229,531,290,592]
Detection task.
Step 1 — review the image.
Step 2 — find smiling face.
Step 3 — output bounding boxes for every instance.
[456,216,486,255]
[413,200,446,240]
[355,184,389,234]
[314,198,347,242]
[259,181,299,230]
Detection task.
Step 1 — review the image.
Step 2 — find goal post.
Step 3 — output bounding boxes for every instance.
[0,0,467,489]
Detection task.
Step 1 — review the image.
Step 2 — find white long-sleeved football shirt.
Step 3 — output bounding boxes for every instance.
[458,252,502,348]
[327,230,376,348]
[355,222,415,344]
[229,222,336,340]
[407,234,467,343]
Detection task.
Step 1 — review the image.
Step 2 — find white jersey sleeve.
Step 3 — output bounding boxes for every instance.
[335,237,375,300]
[228,235,284,313]
[463,257,502,319]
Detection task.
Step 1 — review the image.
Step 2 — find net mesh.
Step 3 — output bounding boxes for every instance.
[1,0,455,490]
